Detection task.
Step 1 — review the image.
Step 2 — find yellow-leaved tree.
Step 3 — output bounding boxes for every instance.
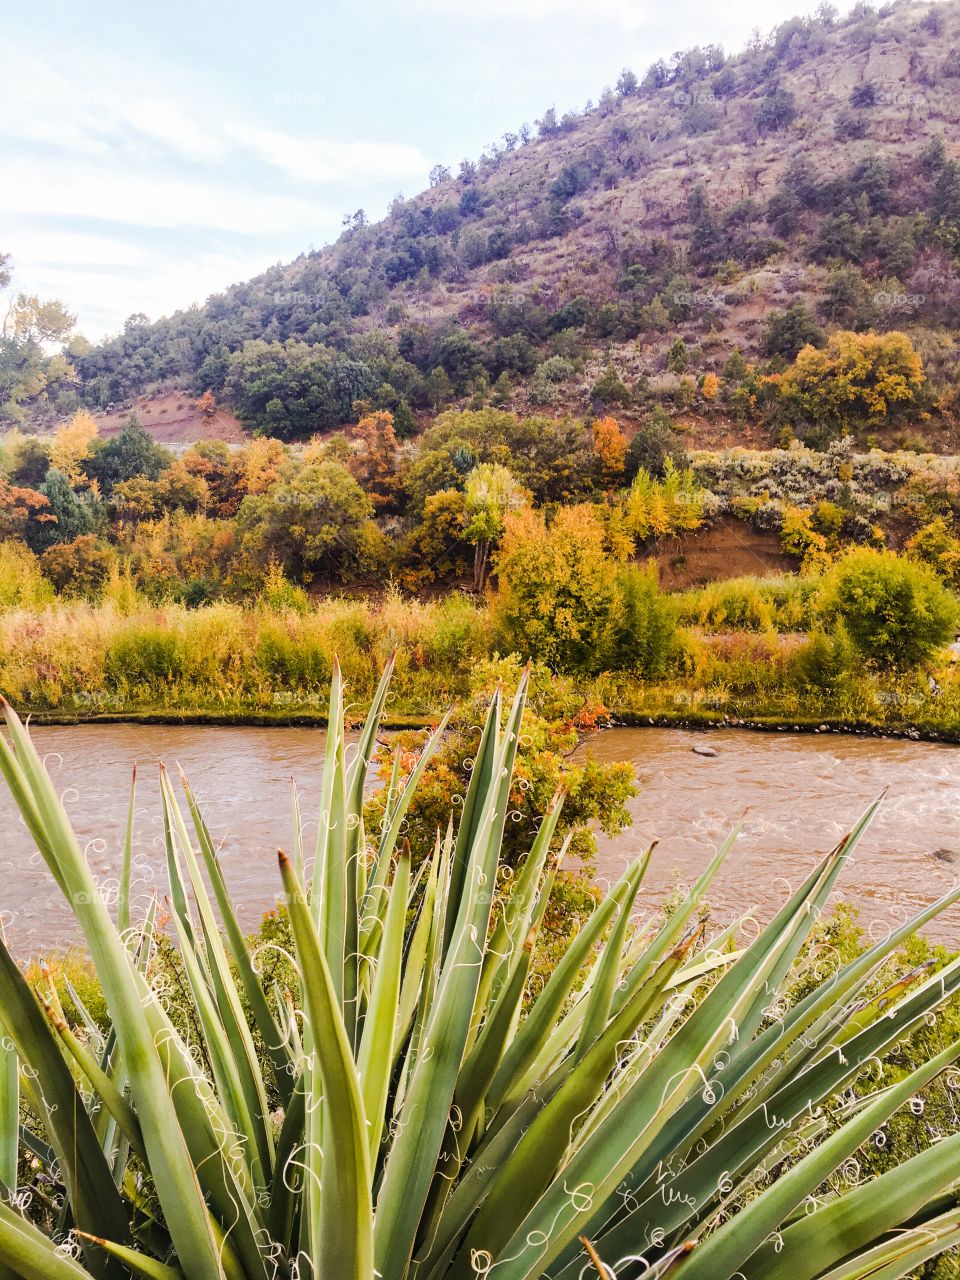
[50,409,98,486]
[625,458,704,541]
[778,330,925,439]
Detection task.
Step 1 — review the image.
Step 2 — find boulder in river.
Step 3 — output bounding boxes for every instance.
[931,848,958,864]
[692,743,719,758]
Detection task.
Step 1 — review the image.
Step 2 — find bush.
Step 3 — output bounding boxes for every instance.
[778,330,926,442]
[40,534,114,597]
[763,303,825,360]
[791,623,860,693]
[537,356,575,383]
[624,409,689,480]
[492,505,620,672]
[590,363,633,407]
[255,618,332,690]
[0,541,54,608]
[605,562,678,675]
[823,548,959,670]
[104,624,188,689]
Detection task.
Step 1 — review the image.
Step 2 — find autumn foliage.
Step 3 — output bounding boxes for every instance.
[591,416,628,485]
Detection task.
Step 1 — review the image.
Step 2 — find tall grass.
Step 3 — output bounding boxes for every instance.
[674,574,820,633]
[0,591,490,715]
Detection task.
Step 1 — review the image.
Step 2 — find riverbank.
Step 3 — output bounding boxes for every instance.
[18,689,960,745]
[4,593,960,742]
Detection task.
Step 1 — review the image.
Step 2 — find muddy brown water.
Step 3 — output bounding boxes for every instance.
[0,724,957,954]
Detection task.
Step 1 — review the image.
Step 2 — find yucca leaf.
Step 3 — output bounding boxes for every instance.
[0,934,129,1279]
[279,849,373,1280]
[375,676,528,1278]
[117,766,137,940]
[0,959,16,1192]
[574,848,650,1061]
[585,952,960,1266]
[806,1203,960,1280]
[39,997,146,1163]
[357,848,411,1161]
[159,774,272,1191]
[672,1038,960,1280]
[743,1132,960,1280]
[442,679,502,956]
[475,836,860,1280]
[0,702,228,1280]
[76,1236,185,1280]
[180,769,294,1102]
[0,1193,91,1279]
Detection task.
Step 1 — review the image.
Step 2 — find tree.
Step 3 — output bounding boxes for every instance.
[226,340,376,439]
[348,411,400,510]
[823,548,958,670]
[181,441,246,518]
[40,535,113,597]
[666,339,687,374]
[615,67,638,97]
[605,562,677,675]
[778,330,925,440]
[625,459,704,540]
[26,468,95,552]
[239,436,287,497]
[8,437,51,487]
[196,390,217,421]
[463,462,527,591]
[0,261,77,421]
[237,461,375,581]
[50,409,99,486]
[763,304,825,361]
[429,164,452,187]
[426,367,454,412]
[624,410,689,481]
[0,477,50,539]
[492,505,620,672]
[591,365,632,408]
[906,517,960,589]
[393,399,417,439]
[591,417,628,487]
[85,416,170,495]
[757,82,796,131]
[400,488,470,585]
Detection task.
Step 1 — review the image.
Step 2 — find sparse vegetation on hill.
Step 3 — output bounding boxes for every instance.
[7,0,960,451]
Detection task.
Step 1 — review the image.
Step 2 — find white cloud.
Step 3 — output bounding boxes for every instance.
[2,156,320,235]
[19,249,280,340]
[0,35,429,334]
[237,126,429,186]
[7,231,148,270]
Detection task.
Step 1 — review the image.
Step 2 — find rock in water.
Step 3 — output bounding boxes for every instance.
[931,848,958,864]
[692,743,719,758]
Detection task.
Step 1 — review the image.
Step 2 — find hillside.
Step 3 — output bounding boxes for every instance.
[27,0,960,447]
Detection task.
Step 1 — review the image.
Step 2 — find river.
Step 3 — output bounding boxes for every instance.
[0,724,957,953]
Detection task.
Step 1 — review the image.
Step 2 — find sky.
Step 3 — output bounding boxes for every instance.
[4,0,863,340]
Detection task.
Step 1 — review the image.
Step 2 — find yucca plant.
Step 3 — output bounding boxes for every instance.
[0,661,958,1280]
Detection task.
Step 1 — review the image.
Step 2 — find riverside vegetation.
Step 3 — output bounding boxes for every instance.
[2,665,960,1279]
[2,409,960,736]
